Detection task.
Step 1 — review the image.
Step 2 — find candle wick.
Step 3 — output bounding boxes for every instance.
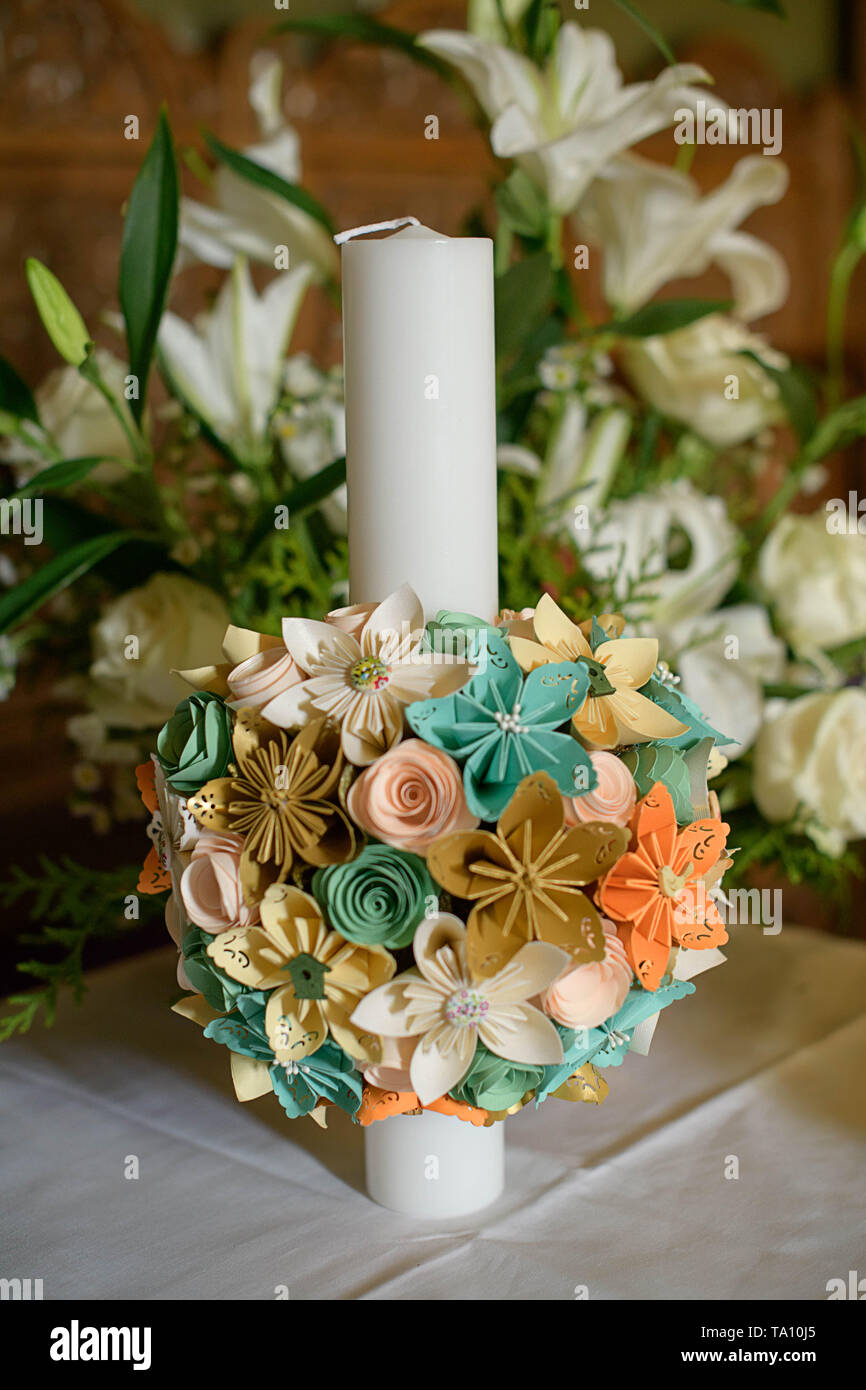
[334,217,421,246]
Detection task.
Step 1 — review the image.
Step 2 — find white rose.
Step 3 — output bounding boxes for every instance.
[622,315,785,447]
[579,479,740,630]
[760,512,866,653]
[87,573,230,729]
[0,349,136,484]
[753,688,866,854]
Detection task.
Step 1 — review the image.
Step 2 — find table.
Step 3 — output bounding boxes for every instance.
[2,924,864,1300]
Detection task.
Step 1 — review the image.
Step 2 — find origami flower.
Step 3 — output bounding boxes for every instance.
[136,755,199,895]
[176,620,293,701]
[542,919,632,1030]
[509,595,687,749]
[180,831,260,935]
[206,883,396,1063]
[406,629,594,820]
[187,712,356,906]
[312,843,436,951]
[174,989,363,1122]
[597,782,730,991]
[156,691,234,795]
[562,749,636,827]
[428,771,628,980]
[347,738,477,853]
[536,976,696,1101]
[355,1085,487,1127]
[351,912,567,1105]
[451,1043,545,1112]
[269,583,472,765]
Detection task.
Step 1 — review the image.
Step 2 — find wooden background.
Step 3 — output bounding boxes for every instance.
[1,0,865,983]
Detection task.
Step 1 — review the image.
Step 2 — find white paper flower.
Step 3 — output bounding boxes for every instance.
[579,479,740,631]
[178,54,338,281]
[621,315,786,447]
[351,913,567,1105]
[576,153,789,320]
[265,583,472,765]
[664,604,786,758]
[419,23,718,212]
[753,688,866,855]
[760,512,866,655]
[158,258,313,463]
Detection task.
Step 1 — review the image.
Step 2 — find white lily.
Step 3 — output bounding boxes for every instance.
[576,153,789,321]
[419,22,719,213]
[538,396,630,532]
[179,53,338,281]
[664,604,787,758]
[578,479,740,631]
[158,258,314,463]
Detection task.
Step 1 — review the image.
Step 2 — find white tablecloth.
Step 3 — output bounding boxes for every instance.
[2,925,864,1300]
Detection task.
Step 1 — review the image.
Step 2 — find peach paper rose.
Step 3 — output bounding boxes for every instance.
[563,749,636,827]
[226,645,304,712]
[543,919,632,1029]
[347,738,478,852]
[181,831,261,934]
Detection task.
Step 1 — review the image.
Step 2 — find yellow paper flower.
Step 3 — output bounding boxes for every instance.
[206,883,396,1063]
[509,594,686,749]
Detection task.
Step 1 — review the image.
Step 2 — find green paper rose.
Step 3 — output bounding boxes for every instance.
[313,844,434,949]
[156,691,233,796]
[451,1043,544,1111]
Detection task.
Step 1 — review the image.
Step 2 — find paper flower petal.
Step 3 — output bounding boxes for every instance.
[479,1001,564,1066]
[409,1024,476,1106]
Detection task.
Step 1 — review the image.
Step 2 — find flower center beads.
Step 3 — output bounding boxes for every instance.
[445,987,490,1029]
[350,656,390,691]
[494,702,527,735]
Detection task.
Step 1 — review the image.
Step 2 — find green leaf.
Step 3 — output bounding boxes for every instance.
[244,456,347,558]
[738,350,817,444]
[7,457,120,499]
[271,14,452,77]
[608,0,676,66]
[25,259,91,366]
[524,0,560,63]
[495,251,556,360]
[0,355,38,424]
[495,169,550,241]
[204,132,335,236]
[119,108,179,426]
[722,0,785,15]
[802,394,866,464]
[0,531,131,634]
[600,298,732,338]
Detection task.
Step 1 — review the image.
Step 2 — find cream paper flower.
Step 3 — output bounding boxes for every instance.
[419,23,717,213]
[576,153,789,321]
[266,583,472,766]
[351,913,567,1105]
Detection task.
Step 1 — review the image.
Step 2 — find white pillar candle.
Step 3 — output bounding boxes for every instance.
[341,222,499,621]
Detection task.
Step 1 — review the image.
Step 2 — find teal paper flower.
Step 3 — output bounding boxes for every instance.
[406,631,594,820]
[156,690,233,795]
[622,744,695,823]
[451,1042,544,1111]
[643,678,730,751]
[204,991,363,1118]
[424,609,499,665]
[536,979,696,1103]
[312,843,434,949]
[183,926,254,1012]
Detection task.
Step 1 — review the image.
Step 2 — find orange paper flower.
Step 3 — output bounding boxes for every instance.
[356,1085,488,1127]
[597,781,730,991]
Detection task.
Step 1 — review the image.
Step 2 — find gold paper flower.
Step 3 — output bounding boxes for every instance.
[206,883,396,1063]
[509,595,687,749]
[188,712,356,906]
[427,770,629,979]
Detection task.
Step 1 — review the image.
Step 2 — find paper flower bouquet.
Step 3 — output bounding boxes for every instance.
[138,582,732,1129]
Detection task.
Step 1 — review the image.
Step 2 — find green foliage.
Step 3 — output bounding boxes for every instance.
[270,13,453,77]
[25,259,91,366]
[722,808,862,930]
[0,857,165,1040]
[0,354,38,424]
[119,108,179,425]
[0,531,133,635]
[599,298,732,338]
[204,132,335,237]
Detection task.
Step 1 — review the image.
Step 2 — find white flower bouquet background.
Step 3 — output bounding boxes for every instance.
[1,0,865,1035]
